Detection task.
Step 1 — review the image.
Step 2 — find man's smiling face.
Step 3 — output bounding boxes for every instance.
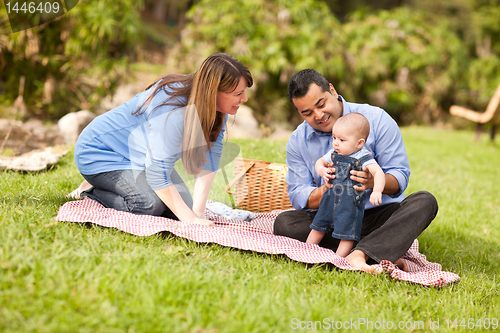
[292,83,343,133]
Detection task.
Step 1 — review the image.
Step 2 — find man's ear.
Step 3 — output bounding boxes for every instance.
[357,138,365,149]
[329,83,338,97]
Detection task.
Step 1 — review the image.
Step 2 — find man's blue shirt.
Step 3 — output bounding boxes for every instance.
[286,96,410,211]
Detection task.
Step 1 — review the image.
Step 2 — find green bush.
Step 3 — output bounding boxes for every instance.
[171,0,344,126]
[341,8,468,124]
[171,1,500,127]
[0,0,144,119]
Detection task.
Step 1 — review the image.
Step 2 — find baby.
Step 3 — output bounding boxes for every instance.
[306,112,385,257]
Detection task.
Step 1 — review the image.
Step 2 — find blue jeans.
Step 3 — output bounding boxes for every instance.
[310,153,367,242]
[81,169,193,220]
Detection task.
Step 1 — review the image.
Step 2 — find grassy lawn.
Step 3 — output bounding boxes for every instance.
[1,127,499,332]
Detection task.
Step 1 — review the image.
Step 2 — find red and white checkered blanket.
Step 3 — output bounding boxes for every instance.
[56,198,460,287]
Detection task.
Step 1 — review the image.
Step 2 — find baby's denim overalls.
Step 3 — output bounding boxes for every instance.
[310,151,372,242]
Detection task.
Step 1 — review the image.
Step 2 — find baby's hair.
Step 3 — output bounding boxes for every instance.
[335,112,370,140]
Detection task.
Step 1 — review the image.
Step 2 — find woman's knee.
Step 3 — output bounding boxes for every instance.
[128,192,166,216]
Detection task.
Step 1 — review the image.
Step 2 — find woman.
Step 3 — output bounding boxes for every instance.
[72,53,253,225]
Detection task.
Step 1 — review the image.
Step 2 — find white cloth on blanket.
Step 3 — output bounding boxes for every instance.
[206,202,255,221]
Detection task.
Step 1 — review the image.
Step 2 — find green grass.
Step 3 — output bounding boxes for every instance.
[1,127,499,332]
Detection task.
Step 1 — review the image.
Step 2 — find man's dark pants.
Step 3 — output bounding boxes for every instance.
[273,191,438,263]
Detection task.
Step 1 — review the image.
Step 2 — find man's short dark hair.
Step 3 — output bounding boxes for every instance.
[287,69,331,109]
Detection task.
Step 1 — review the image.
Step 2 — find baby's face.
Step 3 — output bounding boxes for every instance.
[331,123,363,155]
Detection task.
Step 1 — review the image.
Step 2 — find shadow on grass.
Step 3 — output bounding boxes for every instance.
[419,228,500,279]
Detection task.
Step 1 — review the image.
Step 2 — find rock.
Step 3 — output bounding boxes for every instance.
[225,105,263,139]
[0,145,68,171]
[0,118,64,155]
[96,83,139,114]
[58,110,96,145]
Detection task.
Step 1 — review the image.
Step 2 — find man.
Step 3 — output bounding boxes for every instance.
[273,69,438,272]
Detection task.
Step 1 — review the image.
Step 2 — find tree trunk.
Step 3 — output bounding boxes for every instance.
[153,0,167,23]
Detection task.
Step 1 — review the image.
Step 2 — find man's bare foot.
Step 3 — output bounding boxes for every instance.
[345,250,374,273]
[394,258,408,271]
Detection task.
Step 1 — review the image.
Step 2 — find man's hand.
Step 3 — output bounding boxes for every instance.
[351,167,373,191]
[351,168,400,195]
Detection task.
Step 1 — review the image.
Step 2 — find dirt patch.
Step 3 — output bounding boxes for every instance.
[0,118,64,156]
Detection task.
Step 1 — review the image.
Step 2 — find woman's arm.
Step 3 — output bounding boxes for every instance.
[192,169,216,218]
[154,185,214,226]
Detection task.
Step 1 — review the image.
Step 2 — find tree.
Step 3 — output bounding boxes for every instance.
[404,0,500,117]
[171,1,472,125]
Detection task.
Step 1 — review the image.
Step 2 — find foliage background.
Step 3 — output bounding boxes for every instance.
[1,0,500,128]
[0,0,144,118]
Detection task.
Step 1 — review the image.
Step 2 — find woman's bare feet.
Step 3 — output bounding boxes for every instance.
[345,250,374,273]
[394,258,408,271]
[66,180,93,199]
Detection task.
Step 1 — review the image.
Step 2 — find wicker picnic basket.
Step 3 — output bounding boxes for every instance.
[224,158,294,213]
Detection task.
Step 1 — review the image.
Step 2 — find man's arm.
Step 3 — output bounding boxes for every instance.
[286,135,320,210]
[305,184,329,209]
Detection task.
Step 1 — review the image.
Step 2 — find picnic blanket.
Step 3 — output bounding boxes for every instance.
[56,198,460,287]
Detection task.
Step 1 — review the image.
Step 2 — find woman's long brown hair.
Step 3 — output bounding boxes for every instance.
[133,53,253,174]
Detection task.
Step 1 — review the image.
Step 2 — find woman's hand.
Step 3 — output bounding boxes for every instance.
[189,217,215,226]
[155,185,214,226]
[369,191,383,206]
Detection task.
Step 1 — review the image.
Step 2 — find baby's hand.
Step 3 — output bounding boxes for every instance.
[319,168,329,184]
[369,191,382,206]
[319,167,335,187]
[315,159,335,188]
